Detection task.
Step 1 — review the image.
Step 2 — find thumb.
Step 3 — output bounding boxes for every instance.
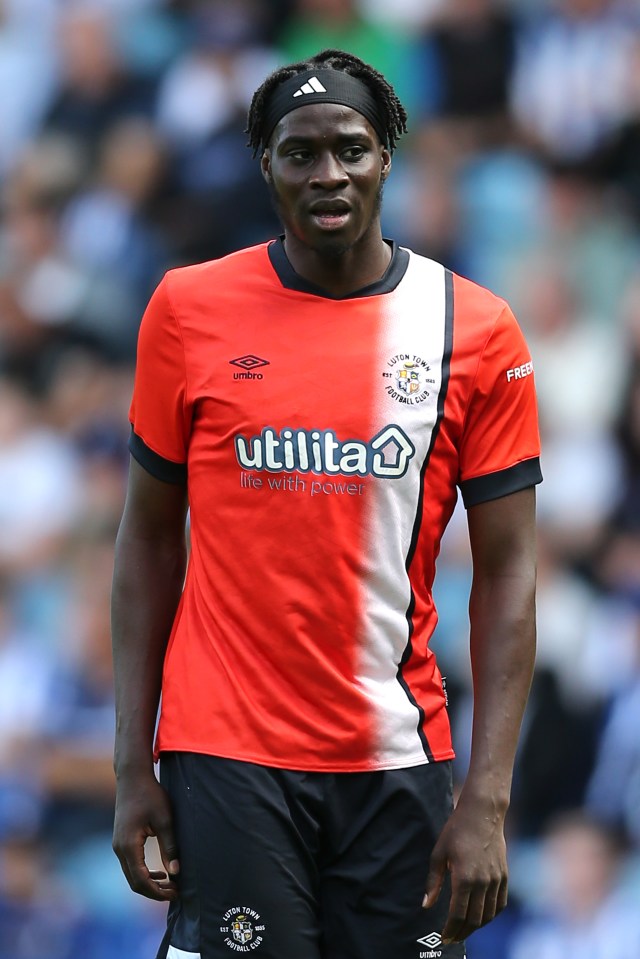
[423,846,446,909]
[155,819,180,877]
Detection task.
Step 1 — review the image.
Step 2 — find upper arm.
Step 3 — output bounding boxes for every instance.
[118,458,189,547]
[467,487,537,582]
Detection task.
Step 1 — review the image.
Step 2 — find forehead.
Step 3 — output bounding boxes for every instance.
[271,103,378,145]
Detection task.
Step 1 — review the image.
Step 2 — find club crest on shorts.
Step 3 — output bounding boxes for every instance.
[219,906,266,952]
[232,917,253,944]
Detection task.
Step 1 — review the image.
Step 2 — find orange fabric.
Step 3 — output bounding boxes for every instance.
[129,243,541,771]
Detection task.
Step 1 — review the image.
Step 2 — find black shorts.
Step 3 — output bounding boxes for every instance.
[156,753,466,959]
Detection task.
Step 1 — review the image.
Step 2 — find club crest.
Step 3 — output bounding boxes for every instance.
[232,916,253,945]
[220,906,266,952]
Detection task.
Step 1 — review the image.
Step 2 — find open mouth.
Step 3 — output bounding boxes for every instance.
[310,208,350,229]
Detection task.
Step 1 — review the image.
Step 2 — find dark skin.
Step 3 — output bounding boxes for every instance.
[261,103,392,296]
[112,460,187,901]
[112,101,538,942]
[424,487,537,943]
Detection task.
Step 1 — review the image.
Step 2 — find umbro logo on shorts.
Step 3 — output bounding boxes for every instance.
[293,76,327,98]
[417,932,442,947]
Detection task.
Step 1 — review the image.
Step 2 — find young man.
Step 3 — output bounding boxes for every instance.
[112,49,541,959]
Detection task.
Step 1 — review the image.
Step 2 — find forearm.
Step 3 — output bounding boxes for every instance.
[462,564,536,810]
[111,527,186,779]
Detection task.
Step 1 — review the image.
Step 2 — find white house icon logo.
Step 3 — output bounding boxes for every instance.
[293,76,327,97]
[417,933,442,948]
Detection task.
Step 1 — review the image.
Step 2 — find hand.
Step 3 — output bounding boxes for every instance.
[112,773,180,901]
[422,796,508,944]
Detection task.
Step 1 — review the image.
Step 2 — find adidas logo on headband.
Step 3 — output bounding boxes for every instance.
[293,76,327,98]
[260,68,389,150]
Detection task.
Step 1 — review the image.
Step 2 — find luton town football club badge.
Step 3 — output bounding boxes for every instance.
[382,353,435,405]
[232,916,252,945]
[397,361,421,395]
[220,906,266,952]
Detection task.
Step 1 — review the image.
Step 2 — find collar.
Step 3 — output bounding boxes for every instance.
[267,236,409,300]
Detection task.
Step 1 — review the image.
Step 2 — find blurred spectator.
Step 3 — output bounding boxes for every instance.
[510,811,640,959]
[0,577,55,842]
[155,0,280,259]
[537,172,639,321]
[0,836,80,959]
[514,246,626,559]
[521,255,625,435]
[0,0,58,176]
[513,667,602,837]
[426,0,517,148]
[2,2,640,955]
[43,5,155,150]
[510,0,640,173]
[385,149,466,273]
[156,1,274,148]
[60,118,171,310]
[602,33,640,219]
[278,0,422,116]
[0,832,164,959]
[43,348,130,531]
[590,286,640,599]
[585,615,640,843]
[362,0,444,29]
[0,375,83,575]
[0,143,140,369]
[39,530,117,851]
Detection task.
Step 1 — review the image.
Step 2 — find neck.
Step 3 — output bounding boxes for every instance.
[282,226,391,298]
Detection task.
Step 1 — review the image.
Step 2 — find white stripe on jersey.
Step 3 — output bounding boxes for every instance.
[167,948,201,959]
[356,252,448,767]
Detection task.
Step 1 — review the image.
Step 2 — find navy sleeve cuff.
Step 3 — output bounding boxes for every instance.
[460,457,542,508]
[129,427,187,484]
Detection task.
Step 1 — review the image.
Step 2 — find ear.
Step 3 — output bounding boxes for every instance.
[381,147,392,181]
[261,149,272,184]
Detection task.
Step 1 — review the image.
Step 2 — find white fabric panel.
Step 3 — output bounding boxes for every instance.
[167,947,201,959]
[356,252,447,767]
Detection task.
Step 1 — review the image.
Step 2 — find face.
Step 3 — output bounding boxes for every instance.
[261,103,391,258]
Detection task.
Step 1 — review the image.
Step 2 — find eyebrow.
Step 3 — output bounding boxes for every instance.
[277,130,374,149]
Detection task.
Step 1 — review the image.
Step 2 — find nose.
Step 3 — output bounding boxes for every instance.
[309,150,349,190]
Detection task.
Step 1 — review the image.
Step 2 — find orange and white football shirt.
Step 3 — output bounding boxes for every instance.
[129,239,542,772]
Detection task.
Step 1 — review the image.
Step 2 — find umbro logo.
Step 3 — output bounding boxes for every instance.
[230,355,269,371]
[417,933,442,948]
[229,355,269,381]
[293,76,327,98]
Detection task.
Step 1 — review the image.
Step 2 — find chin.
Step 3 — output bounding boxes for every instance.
[309,234,355,259]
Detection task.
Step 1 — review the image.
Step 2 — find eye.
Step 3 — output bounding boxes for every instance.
[342,146,367,161]
[287,149,313,162]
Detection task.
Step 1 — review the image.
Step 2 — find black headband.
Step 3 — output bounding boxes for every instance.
[260,68,388,151]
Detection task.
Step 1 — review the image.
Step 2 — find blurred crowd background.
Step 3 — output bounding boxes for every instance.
[2,0,640,956]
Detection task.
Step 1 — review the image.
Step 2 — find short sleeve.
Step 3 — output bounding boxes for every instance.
[458,306,542,508]
[128,275,191,484]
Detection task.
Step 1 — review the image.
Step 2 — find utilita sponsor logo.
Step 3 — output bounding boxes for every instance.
[234,425,415,479]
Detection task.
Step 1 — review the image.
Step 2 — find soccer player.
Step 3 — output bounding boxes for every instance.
[111,49,541,959]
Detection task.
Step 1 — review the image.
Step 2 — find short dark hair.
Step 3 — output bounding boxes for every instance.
[246,48,408,156]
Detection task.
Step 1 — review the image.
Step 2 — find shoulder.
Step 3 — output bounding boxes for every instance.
[163,242,275,300]
[403,249,513,336]
[450,270,511,332]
